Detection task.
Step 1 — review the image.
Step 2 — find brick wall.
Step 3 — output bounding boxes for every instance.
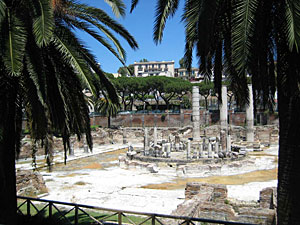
[90,110,278,128]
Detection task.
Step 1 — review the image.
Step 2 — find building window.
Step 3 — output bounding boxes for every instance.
[180,72,183,76]
[158,64,161,68]
[152,64,154,68]
[138,65,142,71]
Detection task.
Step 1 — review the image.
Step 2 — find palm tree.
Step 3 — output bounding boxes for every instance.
[95,96,120,128]
[0,0,137,223]
[131,0,300,224]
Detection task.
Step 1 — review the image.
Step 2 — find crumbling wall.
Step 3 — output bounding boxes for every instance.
[168,182,276,225]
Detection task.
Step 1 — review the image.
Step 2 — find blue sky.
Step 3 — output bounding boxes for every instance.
[77,0,193,73]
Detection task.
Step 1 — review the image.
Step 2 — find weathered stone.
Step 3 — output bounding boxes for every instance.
[16,170,48,197]
[238,208,275,225]
[146,164,159,173]
[172,182,275,225]
[260,187,277,209]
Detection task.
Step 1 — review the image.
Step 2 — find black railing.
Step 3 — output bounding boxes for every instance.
[17,196,257,225]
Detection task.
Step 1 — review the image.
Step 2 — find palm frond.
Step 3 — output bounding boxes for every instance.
[231,0,258,72]
[0,0,6,23]
[230,0,259,104]
[67,3,138,50]
[81,50,120,105]
[154,0,179,44]
[52,25,96,94]
[25,54,46,107]
[104,0,126,18]
[285,0,300,51]
[182,0,200,71]
[33,0,54,47]
[95,97,119,117]
[3,11,27,75]
[130,0,140,13]
[66,16,126,63]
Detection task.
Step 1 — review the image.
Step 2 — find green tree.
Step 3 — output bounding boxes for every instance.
[135,77,151,106]
[118,64,134,76]
[132,0,300,223]
[147,76,191,110]
[194,81,214,110]
[139,58,148,62]
[0,0,137,223]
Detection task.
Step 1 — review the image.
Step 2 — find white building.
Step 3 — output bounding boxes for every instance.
[133,61,175,77]
[174,67,203,81]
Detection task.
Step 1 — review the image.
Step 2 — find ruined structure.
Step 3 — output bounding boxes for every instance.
[166,183,276,225]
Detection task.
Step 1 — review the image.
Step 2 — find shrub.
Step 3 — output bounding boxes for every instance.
[161,114,166,122]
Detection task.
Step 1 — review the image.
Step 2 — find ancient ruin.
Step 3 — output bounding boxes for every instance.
[122,85,274,169]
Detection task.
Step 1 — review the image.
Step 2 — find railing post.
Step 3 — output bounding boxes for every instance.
[26,199,30,216]
[152,215,155,225]
[49,202,53,218]
[75,206,78,225]
[118,212,122,225]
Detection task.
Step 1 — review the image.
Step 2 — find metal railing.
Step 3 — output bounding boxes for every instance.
[17,196,257,225]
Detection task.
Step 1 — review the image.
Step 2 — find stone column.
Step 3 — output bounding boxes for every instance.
[83,144,89,153]
[153,126,157,146]
[123,128,127,144]
[144,127,149,155]
[166,143,171,158]
[226,135,231,152]
[215,140,219,154]
[69,140,74,156]
[220,85,228,130]
[220,129,226,151]
[192,86,201,141]
[208,142,212,158]
[246,84,255,142]
[187,140,191,160]
[199,143,203,158]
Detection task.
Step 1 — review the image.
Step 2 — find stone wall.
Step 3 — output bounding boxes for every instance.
[168,183,276,225]
[16,170,48,197]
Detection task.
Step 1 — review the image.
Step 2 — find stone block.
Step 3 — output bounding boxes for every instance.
[259,187,277,209]
[16,170,48,197]
[238,208,275,225]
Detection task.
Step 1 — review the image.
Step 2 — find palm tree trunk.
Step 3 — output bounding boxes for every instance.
[277,86,300,224]
[0,78,18,224]
[276,40,300,224]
